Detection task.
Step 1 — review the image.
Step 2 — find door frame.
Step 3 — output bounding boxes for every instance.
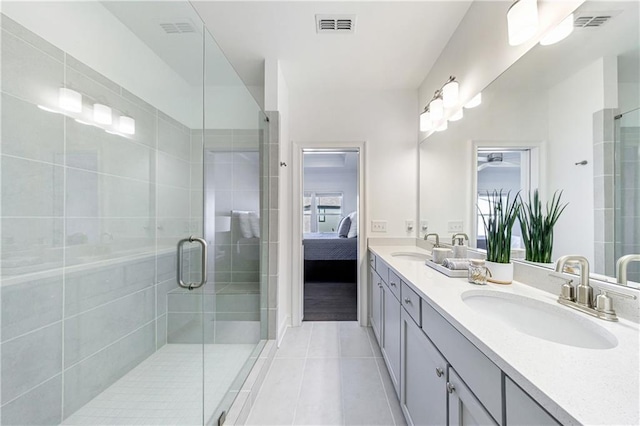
[292,141,367,326]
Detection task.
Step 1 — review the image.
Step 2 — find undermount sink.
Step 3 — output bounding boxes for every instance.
[461,291,618,350]
[391,252,429,262]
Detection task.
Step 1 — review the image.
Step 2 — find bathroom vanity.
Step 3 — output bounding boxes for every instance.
[368,244,639,426]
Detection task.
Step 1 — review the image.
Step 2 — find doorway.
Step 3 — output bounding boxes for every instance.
[301,150,360,321]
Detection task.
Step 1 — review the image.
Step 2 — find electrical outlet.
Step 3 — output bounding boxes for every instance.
[405,220,414,232]
[371,220,387,232]
[447,221,464,233]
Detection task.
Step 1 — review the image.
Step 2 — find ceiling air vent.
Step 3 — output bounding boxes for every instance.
[159,18,197,34]
[574,11,619,28]
[316,15,356,34]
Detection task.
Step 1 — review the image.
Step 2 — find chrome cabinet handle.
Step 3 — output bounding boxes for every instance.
[404,297,412,304]
[435,368,443,377]
[447,382,455,394]
[177,236,208,290]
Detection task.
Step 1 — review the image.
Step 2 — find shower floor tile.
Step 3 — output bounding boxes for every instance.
[63,343,255,426]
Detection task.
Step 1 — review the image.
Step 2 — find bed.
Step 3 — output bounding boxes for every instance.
[302,233,358,261]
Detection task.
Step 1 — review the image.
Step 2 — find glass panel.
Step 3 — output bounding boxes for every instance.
[0,1,266,424]
[614,108,640,283]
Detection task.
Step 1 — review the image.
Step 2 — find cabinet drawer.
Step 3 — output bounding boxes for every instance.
[421,299,502,424]
[505,377,559,425]
[376,258,389,285]
[401,282,421,327]
[387,269,401,302]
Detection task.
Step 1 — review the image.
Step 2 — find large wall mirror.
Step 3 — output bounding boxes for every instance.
[419,0,639,287]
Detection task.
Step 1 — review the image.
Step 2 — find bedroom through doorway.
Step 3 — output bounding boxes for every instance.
[302,150,359,321]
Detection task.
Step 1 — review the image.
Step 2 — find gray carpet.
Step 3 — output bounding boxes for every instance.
[304,282,357,321]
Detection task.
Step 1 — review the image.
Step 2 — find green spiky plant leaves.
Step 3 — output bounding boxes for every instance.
[517,189,568,263]
[478,190,520,264]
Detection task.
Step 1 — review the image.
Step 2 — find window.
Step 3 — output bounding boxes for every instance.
[303,192,343,233]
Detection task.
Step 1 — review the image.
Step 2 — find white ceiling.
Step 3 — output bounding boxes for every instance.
[191,1,473,90]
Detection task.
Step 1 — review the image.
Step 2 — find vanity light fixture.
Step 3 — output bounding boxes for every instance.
[419,108,432,132]
[435,121,448,132]
[442,76,459,108]
[449,109,464,121]
[539,13,574,45]
[93,103,113,125]
[119,116,136,135]
[507,0,538,46]
[464,92,482,109]
[430,95,444,121]
[59,87,82,113]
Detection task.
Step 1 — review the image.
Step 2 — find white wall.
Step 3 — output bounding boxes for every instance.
[547,57,612,265]
[291,89,418,237]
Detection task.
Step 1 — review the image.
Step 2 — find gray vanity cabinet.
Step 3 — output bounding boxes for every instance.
[381,280,401,397]
[400,308,447,426]
[448,367,498,426]
[505,377,560,425]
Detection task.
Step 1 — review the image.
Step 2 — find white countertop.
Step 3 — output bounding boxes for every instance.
[369,244,640,426]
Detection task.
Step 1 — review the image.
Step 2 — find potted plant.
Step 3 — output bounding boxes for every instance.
[517,189,568,265]
[478,189,520,284]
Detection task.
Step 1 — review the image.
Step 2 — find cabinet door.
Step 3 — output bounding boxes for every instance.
[505,377,559,425]
[401,309,447,426]
[370,268,383,345]
[448,368,497,426]
[381,283,401,397]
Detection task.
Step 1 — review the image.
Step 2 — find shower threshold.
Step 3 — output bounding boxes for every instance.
[62,343,255,426]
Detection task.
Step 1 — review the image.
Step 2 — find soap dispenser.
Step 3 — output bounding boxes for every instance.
[452,233,469,258]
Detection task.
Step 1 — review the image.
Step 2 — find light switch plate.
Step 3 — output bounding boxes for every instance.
[371,220,387,232]
[447,221,464,233]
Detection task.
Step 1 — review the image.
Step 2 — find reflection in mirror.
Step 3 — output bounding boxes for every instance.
[419,0,639,288]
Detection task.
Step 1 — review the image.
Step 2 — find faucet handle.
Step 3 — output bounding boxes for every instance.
[594,289,636,316]
[549,272,574,301]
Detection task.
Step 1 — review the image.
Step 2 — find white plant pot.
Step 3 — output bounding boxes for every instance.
[485,261,514,284]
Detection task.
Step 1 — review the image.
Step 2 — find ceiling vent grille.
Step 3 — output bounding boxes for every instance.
[574,12,618,28]
[316,15,356,34]
[159,19,197,34]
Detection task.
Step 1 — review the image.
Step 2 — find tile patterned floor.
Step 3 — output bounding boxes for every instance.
[246,322,406,426]
[63,344,255,426]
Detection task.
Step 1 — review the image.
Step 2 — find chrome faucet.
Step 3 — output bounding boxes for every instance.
[616,254,640,286]
[556,255,592,307]
[451,233,469,246]
[424,233,440,247]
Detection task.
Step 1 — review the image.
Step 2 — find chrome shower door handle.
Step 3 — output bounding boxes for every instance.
[177,236,208,290]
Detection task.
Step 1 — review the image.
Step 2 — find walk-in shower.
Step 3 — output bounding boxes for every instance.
[0,2,268,424]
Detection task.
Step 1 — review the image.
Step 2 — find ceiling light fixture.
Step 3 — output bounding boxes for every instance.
[59,88,82,113]
[539,13,574,45]
[464,93,482,109]
[507,0,539,46]
[93,103,113,125]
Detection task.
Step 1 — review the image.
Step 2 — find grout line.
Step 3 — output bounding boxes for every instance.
[61,52,68,422]
[0,373,63,409]
[291,322,314,426]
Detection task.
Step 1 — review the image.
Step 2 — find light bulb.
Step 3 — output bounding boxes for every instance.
[59,88,82,113]
[119,116,135,135]
[507,0,538,46]
[436,121,448,132]
[420,110,432,132]
[442,79,459,108]
[449,109,463,121]
[465,93,482,109]
[540,13,574,46]
[93,104,112,125]
[430,98,444,121]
